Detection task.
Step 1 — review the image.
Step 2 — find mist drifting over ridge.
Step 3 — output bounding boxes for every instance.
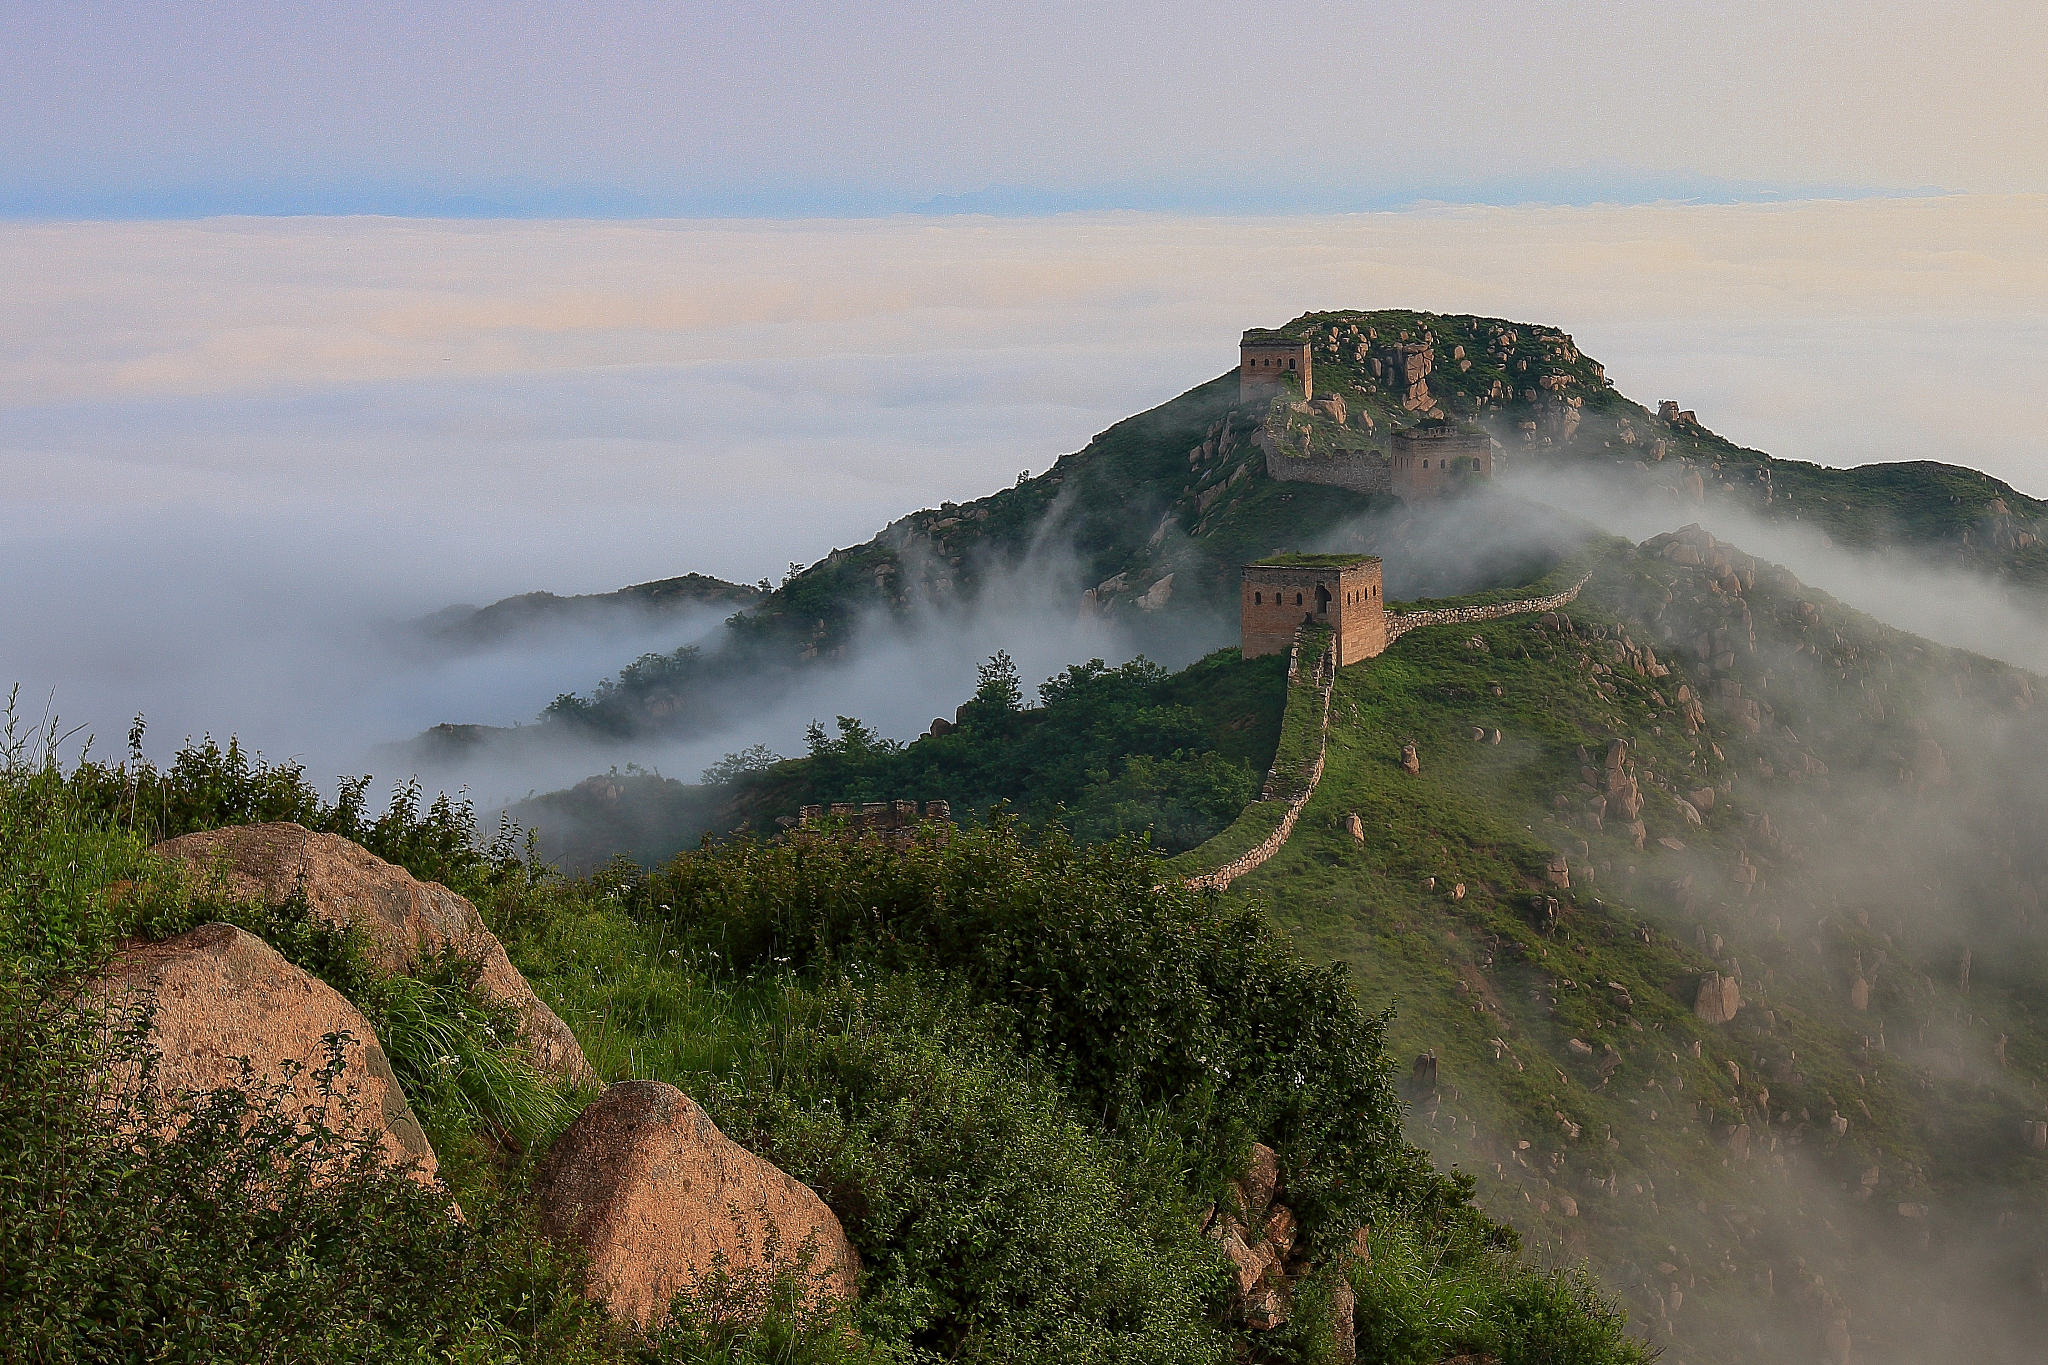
[6,197,2046,800]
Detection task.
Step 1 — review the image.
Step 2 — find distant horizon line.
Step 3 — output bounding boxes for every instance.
[0,175,1964,223]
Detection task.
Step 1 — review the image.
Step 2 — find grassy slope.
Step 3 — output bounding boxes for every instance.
[1183,534,2048,1363]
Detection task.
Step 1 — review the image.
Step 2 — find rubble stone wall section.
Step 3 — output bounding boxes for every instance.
[796,799,951,850]
[1383,572,1593,644]
[1187,646,1335,893]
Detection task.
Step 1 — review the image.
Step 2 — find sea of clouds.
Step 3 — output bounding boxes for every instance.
[2,195,2043,794]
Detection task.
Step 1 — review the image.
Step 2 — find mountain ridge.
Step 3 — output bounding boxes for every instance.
[399,309,2045,764]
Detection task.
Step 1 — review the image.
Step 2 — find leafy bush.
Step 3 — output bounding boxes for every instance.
[612,820,1463,1249]
[709,978,1232,1365]
[60,722,531,904]
[1351,1221,1650,1365]
[0,984,607,1362]
[1065,749,1258,851]
[722,653,1285,854]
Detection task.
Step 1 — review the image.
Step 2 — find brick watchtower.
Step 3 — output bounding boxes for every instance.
[1240,330,1313,401]
[1241,554,1385,666]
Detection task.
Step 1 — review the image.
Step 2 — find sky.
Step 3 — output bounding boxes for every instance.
[0,1,2044,782]
[2,1,2044,217]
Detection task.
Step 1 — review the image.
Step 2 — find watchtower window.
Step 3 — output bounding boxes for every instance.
[1254,591,1262,604]
[1294,592,1303,606]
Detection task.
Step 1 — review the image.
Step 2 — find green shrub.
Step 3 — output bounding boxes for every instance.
[709,978,1232,1365]
[1350,1221,1650,1365]
[617,821,1459,1250]
[60,724,532,904]
[0,984,609,1363]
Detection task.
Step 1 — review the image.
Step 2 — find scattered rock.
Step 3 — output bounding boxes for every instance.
[1343,812,1365,843]
[1136,574,1175,611]
[1400,743,1421,776]
[155,824,590,1081]
[535,1080,859,1329]
[95,923,437,1181]
[1695,971,1741,1025]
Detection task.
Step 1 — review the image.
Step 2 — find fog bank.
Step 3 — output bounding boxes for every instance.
[3,198,2043,785]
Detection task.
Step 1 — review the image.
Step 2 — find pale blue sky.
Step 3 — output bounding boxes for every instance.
[3,0,2041,218]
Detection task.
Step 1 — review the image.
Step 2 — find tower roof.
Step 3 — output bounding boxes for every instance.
[1245,553,1379,569]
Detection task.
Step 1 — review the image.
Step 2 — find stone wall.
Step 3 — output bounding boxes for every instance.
[1260,418,1496,506]
[1383,572,1592,645]
[1186,644,1336,893]
[1261,437,1396,496]
[797,799,951,850]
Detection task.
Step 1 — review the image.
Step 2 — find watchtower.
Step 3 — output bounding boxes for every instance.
[1241,554,1385,666]
[1240,330,1313,401]
[1389,426,1495,501]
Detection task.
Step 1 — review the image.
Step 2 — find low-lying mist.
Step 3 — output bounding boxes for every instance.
[1504,464,2048,673]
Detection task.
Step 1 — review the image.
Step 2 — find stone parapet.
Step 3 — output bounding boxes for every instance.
[1187,642,1335,893]
[1383,573,1592,645]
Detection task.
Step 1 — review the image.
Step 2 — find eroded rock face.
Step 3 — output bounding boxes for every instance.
[1696,970,1742,1025]
[96,923,437,1179]
[154,823,589,1081]
[1202,1141,1365,1349]
[535,1081,859,1329]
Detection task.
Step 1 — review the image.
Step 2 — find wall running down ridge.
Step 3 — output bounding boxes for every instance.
[1185,573,1592,892]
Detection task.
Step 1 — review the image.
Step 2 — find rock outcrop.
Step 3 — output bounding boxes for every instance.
[1202,1142,1363,1355]
[154,823,590,1081]
[1695,970,1742,1025]
[96,923,438,1180]
[535,1081,859,1329]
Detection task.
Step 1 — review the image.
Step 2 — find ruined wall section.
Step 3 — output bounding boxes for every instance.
[1185,642,1336,893]
[796,800,951,850]
[1382,573,1593,644]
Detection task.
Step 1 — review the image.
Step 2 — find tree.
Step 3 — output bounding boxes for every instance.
[975,651,1023,713]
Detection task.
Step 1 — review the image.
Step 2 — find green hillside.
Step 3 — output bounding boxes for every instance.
[1180,532,2048,1364]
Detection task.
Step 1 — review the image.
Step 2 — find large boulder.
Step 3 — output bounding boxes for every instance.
[535,1081,859,1329]
[96,923,437,1180]
[1695,970,1742,1025]
[154,823,589,1081]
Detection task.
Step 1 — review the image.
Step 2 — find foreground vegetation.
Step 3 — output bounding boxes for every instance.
[0,711,1648,1363]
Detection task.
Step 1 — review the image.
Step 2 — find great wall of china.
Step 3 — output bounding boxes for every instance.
[1182,570,1593,892]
